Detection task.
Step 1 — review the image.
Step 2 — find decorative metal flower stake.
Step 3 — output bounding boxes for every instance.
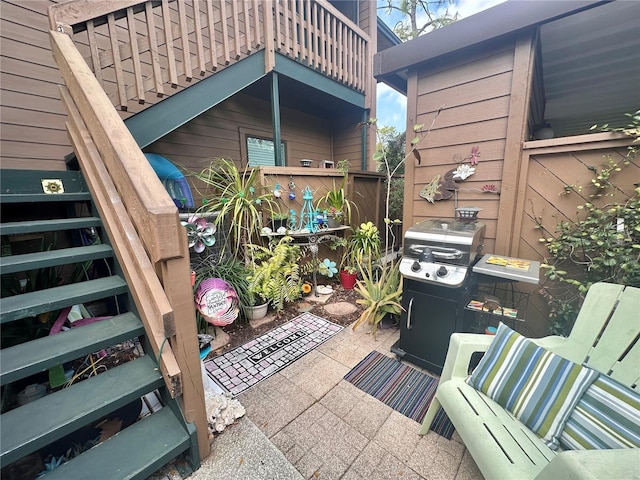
[182,215,216,253]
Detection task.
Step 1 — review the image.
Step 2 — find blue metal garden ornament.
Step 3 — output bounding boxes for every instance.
[299,186,316,232]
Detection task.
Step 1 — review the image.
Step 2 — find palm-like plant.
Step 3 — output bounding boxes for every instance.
[194,158,277,258]
[352,260,403,337]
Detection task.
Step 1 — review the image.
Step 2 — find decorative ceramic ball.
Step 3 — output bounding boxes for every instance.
[195,278,239,326]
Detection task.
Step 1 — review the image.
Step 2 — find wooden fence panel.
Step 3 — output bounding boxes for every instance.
[508,132,637,336]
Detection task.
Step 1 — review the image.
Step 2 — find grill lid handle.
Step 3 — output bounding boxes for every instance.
[432,249,463,260]
[419,247,434,263]
[409,245,463,260]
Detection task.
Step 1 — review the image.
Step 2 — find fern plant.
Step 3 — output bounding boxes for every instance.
[246,236,302,312]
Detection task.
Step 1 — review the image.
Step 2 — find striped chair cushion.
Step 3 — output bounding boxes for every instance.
[559,373,640,450]
[467,322,598,449]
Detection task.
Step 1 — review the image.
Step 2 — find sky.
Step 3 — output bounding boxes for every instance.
[376,0,508,132]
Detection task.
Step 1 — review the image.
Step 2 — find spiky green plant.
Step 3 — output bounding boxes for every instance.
[352,260,403,338]
[194,158,277,258]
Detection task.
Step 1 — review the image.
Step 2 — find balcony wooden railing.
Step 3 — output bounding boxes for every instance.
[48,28,209,460]
[48,0,370,114]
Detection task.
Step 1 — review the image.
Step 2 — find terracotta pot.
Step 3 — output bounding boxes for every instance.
[340,270,358,289]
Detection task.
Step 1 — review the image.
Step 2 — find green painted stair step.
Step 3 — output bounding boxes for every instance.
[0,355,164,468]
[0,312,144,386]
[0,217,102,236]
[41,407,193,480]
[0,244,113,275]
[1,276,128,324]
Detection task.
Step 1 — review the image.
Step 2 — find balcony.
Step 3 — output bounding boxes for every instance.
[49,0,370,117]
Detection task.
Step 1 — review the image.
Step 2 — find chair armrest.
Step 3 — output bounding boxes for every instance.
[440,333,494,384]
[419,333,493,434]
[535,448,640,480]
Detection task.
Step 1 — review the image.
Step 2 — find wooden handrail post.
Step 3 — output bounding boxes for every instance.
[264,1,276,72]
[50,27,210,459]
[158,233,210,461]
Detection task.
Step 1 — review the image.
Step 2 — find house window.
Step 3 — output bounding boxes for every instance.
[246,136,286,167]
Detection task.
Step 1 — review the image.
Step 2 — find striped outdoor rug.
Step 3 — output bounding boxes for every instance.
[344,350,455,439]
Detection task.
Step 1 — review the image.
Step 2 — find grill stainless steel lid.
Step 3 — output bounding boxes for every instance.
[399,219,485,287]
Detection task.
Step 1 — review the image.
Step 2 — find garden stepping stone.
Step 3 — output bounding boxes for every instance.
[324,301,358,317]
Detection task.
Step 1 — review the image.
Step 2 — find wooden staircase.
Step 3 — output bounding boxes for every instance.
[0,169,199,479]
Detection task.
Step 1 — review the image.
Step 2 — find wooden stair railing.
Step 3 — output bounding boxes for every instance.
[48,29,209,462]
[48,0,369,114]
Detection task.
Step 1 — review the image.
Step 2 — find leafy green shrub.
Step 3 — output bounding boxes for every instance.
[540,112,640,335]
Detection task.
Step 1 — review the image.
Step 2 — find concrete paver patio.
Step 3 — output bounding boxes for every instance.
[190,320,482,480]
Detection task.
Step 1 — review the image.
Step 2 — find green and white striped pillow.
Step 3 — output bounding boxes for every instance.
[467,322,599,449]
[559,373,640,450]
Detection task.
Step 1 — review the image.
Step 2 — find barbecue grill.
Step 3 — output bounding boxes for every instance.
[391,219,486,375]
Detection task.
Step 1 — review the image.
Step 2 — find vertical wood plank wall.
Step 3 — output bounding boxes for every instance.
[511,133,636,336]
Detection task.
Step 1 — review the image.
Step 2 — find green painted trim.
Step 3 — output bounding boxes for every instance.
[361,109,369,171]
[271,72,283,166]
[126,51,268,148]
[273,53,365,108]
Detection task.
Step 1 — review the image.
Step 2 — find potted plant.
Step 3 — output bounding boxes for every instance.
[316,160,355,227]
[246,236,302,313]
[339,265,358,290]
[269,211,291,232]
[352,260,403,337]
[347,221,381,265]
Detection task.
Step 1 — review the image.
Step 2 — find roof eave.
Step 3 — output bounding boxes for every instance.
[374,0,611,80]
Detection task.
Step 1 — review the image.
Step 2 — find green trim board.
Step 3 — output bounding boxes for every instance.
[271,72,283,166]
[273,53,365,108]
[126,51,268,148]
[361,109,369,170]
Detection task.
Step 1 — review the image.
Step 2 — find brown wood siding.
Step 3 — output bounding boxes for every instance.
[331,111,364,171]
[1,0,70,170]
[1,0,376,172]
[144,91,332,181]
[405,45,517,253]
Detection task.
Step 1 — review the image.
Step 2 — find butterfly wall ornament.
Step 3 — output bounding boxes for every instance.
[419,175,441,203]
